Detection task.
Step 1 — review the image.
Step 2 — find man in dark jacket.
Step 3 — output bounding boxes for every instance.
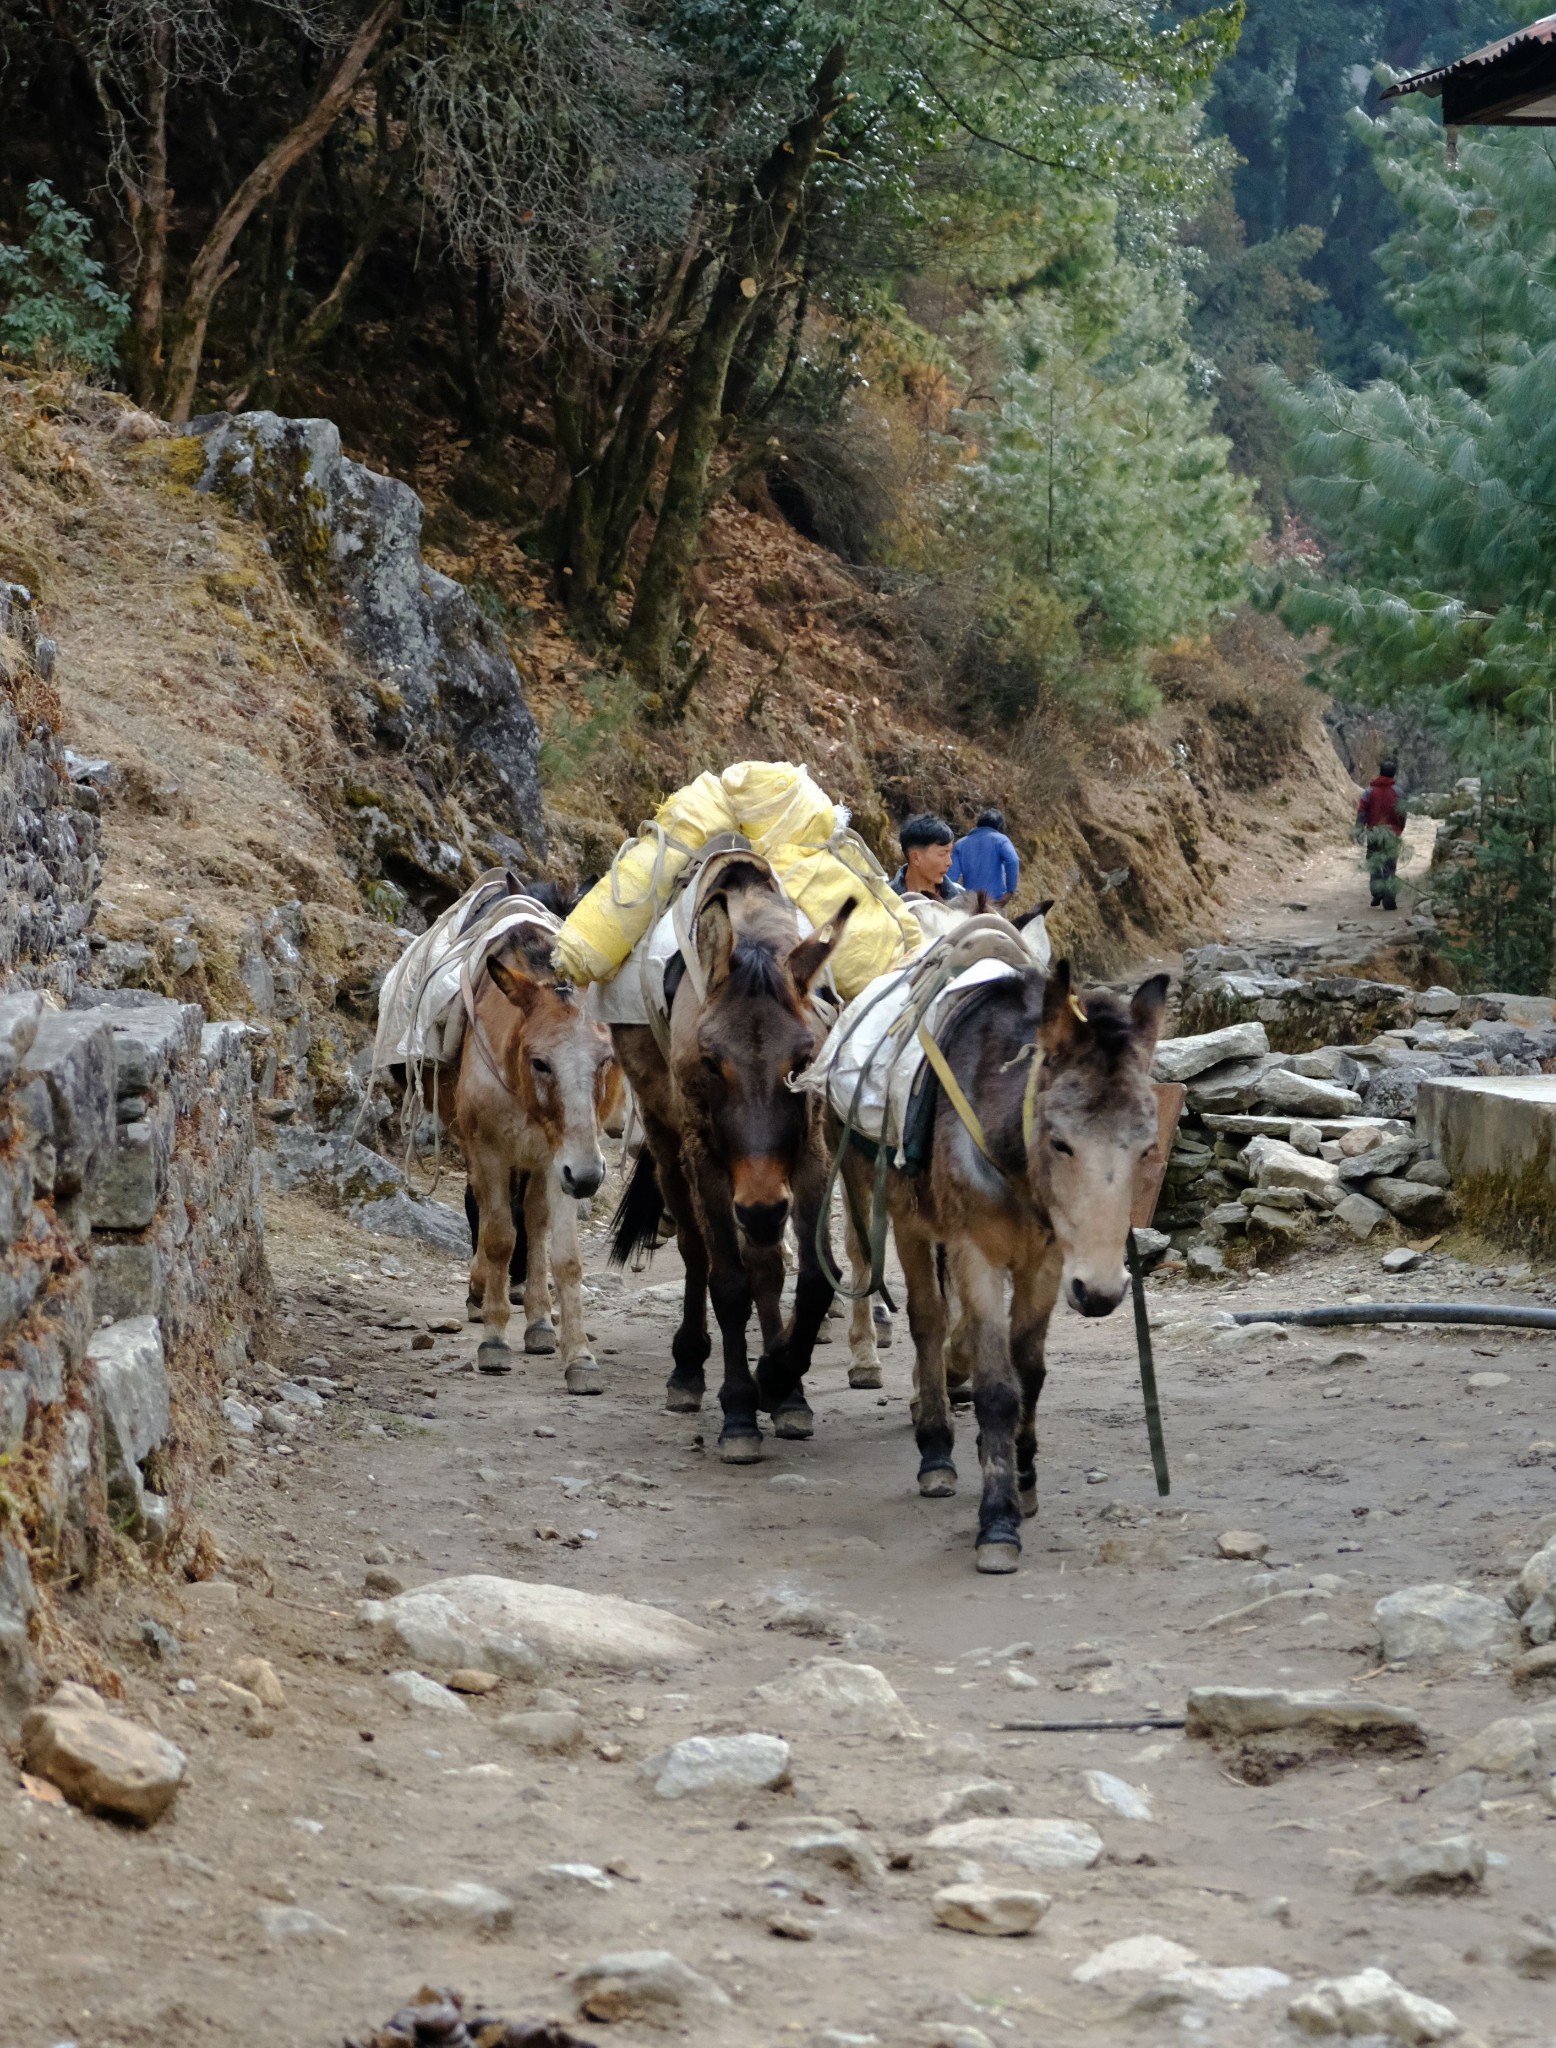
[1355,757,1406,910]
[890,813,965,900]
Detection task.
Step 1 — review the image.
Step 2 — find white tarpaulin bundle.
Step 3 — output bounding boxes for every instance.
[372,872,562,1075]
[802,911,1052,1165]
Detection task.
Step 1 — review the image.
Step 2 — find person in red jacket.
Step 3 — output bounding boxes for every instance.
[1355,756,1406,910]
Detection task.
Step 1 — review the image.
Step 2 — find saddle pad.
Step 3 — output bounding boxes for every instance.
[808,954,1022,1165]
[374,879,561,1072]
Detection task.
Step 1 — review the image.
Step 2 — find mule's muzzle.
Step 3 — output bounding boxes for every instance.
[1069,1274,1124,1318]
[561,1159,605,1200]
[734,1198,789,1246]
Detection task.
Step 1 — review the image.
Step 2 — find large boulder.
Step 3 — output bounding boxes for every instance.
[194,411,544,868]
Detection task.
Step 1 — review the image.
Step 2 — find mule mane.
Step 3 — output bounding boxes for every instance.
[1072,989,1139,1070]
[724,936,801,1014]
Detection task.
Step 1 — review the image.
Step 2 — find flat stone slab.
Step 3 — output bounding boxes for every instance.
[752,1658,919,1738]
[924,1815,1103,1873]
[1075,1934,1290,2008]
[360,1574,712,1676]
[1203,1114,1407,1138]
[1153,1021,1269,1082]
[1187,1686,1426,1747]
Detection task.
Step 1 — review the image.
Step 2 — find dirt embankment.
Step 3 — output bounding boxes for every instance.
[3,369,1351,1095]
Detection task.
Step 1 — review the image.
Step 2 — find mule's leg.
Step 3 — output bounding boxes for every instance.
[465,1183,486,1322]
[758,1146,831,1438]
[520,1171,557,1354]
[947,1239,1022,1572]
[468,1149,517,1373]
[549,1171,600,1396]
[900,1215,956,1497]
[1010,1245,1062,1520]
[647,1118,711,1412]
[507,1172,530,1304]
[943,1248,974,1408]
[841,1169,882,1390]
[689,1154,763,1463]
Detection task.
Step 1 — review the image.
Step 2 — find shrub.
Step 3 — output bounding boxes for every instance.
[0,182,128,375]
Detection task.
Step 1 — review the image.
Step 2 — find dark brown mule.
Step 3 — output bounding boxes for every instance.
[448,925,619,1391]
[610,857,855,1461]
[839,959,1167,1570]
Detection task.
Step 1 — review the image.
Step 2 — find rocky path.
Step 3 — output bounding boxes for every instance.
[10,1180,1555,2048]
[1221,815,1437,956]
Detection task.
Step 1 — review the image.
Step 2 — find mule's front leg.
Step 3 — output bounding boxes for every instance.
[651,1120,711,1412]
[468,1151,517,1374]
[549,1173,600,1395]
[900,1214,954,1496]
[1010,1245,1061,1520]
[948,1239,1023,1572]
[520,1170,557,1355]
[756,1147,831,1438]
[840,1157,882,1390]
[693,1156,762,1463]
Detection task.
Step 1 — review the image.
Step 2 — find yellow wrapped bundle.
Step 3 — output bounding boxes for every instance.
[554,769,736,984]
[555,761,920,1000]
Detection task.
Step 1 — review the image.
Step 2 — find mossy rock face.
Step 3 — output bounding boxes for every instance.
[1455,1160,1556,1259]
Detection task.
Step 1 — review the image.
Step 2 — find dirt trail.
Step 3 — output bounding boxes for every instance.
[1221,815,1437,957]
[11,1151,1556,2047]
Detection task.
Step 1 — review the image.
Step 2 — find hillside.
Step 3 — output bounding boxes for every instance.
[2,366,1350,1114]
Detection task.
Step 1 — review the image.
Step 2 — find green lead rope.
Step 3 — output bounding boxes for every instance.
[1126,1229,1170,1497]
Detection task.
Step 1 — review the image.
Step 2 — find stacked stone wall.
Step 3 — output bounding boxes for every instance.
[0,989,263,1732]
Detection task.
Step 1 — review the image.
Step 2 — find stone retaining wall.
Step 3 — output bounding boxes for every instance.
[0,989,264,1732]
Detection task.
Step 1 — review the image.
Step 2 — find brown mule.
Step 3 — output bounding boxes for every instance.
[838,958,1167,1570]
[610,857,855,1462]
[450,929,619,1392]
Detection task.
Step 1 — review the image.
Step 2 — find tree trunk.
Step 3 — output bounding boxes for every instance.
[160,0,403,422]
[623,44,846,692]
[124,26,171,408]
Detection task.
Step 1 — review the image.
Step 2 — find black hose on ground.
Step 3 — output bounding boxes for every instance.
[1230,1303,1556,1331]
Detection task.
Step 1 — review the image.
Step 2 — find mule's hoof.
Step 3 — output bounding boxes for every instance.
[565,1357,603,1396]
[772,1400,814,1440]
[717,1426,764,1465]
[975,1541,1021,1575]
[524,1319,557,1355]
[918,1464,957,1498]
[847,1358,883,1390]
[665,1376,704,1413]
[476,1339,514,1375]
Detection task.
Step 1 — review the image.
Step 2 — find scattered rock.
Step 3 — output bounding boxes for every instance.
[231,1657,287,1712]
[1510,1643,1556,1685]
[1509,1920,1556,1978]
[365,1880,515,1932]
[782,1825,887,1884]
[359,1574,711,1677]
[445,1669,502,1695]
[258,1906,347,1942]
[1382,1246,1424,1274]
[1081,1769,1153,1822]
[385,1670,472,1716]
[933,1779,1015,1824]
[640,1732,791,1799]
[1186,1241,1225,1277]
[496,1709,585,1751]
[932,1883,1049,1935]
[1211,1321,1290,1350]
[1356,1835,1486,1895]
[1073,1934,1290,2007]
[1186,1686,1426,1776]
[1216,1530,1270,1561]
[1467,1370,1509,1390]
[21,1686,187,1824]
[1287,1966,1461,2042]
[1366,1177,1449,1224]
[1443,1713,1551,1781]
[1375,1584,1518,1663]
[924,1816,1103,1874]
[572,1949,731,2021]
[1335,1192,1390,1240]
[752,1658,919,1738]
[364,1568,405,1597]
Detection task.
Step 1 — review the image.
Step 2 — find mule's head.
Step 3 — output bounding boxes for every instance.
[1025,960,1168,1319]
[685,893,856,1246]
[487,954,616,1199]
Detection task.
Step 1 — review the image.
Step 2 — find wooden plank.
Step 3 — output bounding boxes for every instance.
[1134,1082,1186,1228]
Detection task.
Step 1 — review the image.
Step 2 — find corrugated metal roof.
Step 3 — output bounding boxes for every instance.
[1382,12,1556,100]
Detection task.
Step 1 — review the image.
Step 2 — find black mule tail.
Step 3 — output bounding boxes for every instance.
[608,1148,665,1269]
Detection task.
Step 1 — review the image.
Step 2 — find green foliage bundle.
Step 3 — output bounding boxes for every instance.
[1269,102,1556,989]
[0,180,127,374]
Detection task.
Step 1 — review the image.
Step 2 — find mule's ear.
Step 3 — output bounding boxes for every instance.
[488,955,544,1013]
[787,895,858,999]
[1015,898,1055,928]
[1039,958,1090,1055]
[698,893,736,994]
[1130,972,1170,1052]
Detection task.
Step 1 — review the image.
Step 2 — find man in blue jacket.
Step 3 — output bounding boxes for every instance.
[951,808,1020,906]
